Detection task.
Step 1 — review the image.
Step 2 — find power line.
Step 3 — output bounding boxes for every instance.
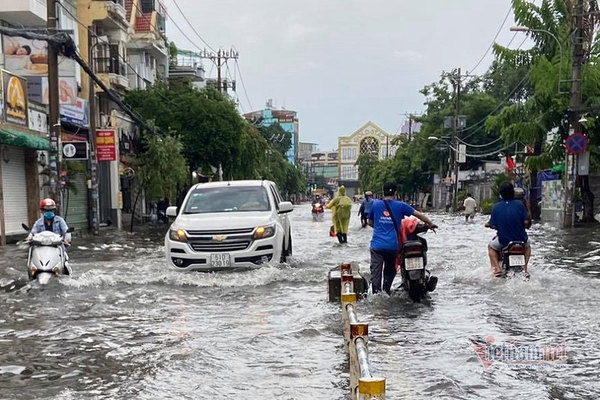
[456,36,530,140]
[234,58,254,111]
[169,0,217,53]
[467,5,513,75]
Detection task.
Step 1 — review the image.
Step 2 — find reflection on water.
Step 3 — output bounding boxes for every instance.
[0,205,599,399]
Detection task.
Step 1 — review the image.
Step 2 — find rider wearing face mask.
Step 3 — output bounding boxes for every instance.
[27,198,71,245]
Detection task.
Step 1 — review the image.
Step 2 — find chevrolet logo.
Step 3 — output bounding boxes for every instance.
[213,235,228,242]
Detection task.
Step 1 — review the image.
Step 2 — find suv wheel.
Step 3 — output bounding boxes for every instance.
[286,234,292,256]
[280,238,287,263]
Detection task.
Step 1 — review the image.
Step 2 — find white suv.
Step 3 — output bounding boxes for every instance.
[164,180,293,271]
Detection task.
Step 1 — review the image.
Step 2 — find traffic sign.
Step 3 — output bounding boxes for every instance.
[565,132,588,155]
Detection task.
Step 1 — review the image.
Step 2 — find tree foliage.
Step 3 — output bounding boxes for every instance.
[125,83,305,196]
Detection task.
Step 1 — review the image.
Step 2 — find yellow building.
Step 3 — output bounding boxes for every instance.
[338,121,398,197]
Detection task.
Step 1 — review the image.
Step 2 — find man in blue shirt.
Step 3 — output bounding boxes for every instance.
[368,183,436,294]
[487,181,531,276]
[358,191,374,228]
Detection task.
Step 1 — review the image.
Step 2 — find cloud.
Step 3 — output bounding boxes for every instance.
[393,49,424,66]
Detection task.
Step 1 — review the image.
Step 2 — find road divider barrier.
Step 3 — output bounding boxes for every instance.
[332,262,385,399]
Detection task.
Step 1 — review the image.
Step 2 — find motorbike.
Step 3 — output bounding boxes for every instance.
[311,202,324,222]
[499,241,529,279]
[398,223,438,302]
[22,224,73,285]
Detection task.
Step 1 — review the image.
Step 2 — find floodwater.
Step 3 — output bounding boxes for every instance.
[0,204,599,399]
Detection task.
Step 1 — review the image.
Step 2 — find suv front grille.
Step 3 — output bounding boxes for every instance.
[186,228,255,253]
[186,228,254,236]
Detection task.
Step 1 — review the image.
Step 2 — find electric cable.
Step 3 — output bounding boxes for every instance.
[168,0,217,53]
[468,5,513,75]
[234,57,254,111]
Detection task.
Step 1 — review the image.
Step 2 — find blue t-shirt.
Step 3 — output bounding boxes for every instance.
[360,197,374,215]
[368,199,415,251]
[489,200,529,246]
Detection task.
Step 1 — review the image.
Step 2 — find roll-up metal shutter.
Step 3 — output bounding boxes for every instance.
[1,146,28,235]
[64,163,88,231]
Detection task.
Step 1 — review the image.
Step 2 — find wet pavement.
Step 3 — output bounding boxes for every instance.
[1,204,599,399]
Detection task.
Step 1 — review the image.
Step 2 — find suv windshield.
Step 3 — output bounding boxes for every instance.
[183,186,271,214]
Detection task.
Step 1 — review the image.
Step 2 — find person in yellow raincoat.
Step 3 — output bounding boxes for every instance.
[326,186,353,243]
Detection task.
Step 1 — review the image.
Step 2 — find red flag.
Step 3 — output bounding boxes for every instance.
[506,156,516,172]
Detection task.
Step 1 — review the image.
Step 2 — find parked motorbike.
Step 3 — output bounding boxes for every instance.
[22,224,73,285]
[398,223,437,302]
[311,202,324,222]
[499,241,529,279]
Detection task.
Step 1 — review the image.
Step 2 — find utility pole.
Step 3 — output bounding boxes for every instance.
[564,0,585,228]
[88,29,101,235]
[46,0,62,212]
[212,49,239,93]
[451,68,462,212]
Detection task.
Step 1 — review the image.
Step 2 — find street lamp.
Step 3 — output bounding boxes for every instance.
[510,26,565,94]
[428,136,459,212]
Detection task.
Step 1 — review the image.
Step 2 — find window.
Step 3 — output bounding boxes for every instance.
[183,186,271,214]
[342,147,357,161]
[360,136,379,156]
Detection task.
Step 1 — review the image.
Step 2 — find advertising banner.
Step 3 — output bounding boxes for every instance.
[3,37,76,78]
[2,70,28,126]
[97,129,117,162]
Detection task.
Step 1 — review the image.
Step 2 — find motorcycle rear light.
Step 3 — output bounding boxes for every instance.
[30,267,37,276]
[508,245,525,253]
[404,247,423,256]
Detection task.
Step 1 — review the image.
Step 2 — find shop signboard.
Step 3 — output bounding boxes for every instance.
[97,129,116,161]
[2,70,28,126]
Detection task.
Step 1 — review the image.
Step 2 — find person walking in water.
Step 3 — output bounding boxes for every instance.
[463,193,477,223]
[327,186,353,243]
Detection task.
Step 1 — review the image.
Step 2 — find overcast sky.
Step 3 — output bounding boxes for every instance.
[166,0,522,150]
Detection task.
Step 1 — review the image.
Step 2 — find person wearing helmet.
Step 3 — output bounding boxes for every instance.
[27,199,72,274]
[486,182,531,277]
[358,191,374,228]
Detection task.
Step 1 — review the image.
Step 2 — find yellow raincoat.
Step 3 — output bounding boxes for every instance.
[326,186,352,234]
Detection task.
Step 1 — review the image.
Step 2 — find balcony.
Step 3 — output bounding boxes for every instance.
[0,0,46,26]
[94,57,129,90]
[91,0,128,30]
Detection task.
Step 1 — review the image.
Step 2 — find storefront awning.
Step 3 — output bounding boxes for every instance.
[0,127,49,150]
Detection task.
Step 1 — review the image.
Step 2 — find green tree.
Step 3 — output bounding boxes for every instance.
[130,129,187,231]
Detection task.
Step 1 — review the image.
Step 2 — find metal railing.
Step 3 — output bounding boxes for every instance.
[93,57,127,77]
[339,263,386,399]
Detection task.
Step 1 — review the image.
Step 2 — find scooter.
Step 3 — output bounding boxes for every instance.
[22,223,73,285]
[311,203,324,222]
[398,222,438,302]
[499,241,529,279]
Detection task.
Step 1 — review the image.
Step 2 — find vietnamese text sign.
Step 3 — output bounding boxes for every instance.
[96,129,116,161]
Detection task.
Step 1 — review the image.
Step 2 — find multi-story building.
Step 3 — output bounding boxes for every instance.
[338,121,398,197]
[311,150,339,188]
[244,100,299,164]
[0,1,50,244]
[125,0,169,90]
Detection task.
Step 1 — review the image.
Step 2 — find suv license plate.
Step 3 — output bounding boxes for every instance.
[508,255,525,266]
[210,253,231,268]
[405,257,424,271]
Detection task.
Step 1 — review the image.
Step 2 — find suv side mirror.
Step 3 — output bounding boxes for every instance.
[278,201,293,214]
[166,206,178,217]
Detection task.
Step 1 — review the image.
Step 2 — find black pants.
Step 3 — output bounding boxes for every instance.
[370,248,398,294]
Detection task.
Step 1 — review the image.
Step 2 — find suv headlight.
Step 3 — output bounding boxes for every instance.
[253,224,275,240]
[169,229,188,242]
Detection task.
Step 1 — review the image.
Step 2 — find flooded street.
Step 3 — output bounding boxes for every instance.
[1,203,600,399]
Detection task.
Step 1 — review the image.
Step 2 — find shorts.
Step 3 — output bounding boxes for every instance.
[489,236,530,251]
